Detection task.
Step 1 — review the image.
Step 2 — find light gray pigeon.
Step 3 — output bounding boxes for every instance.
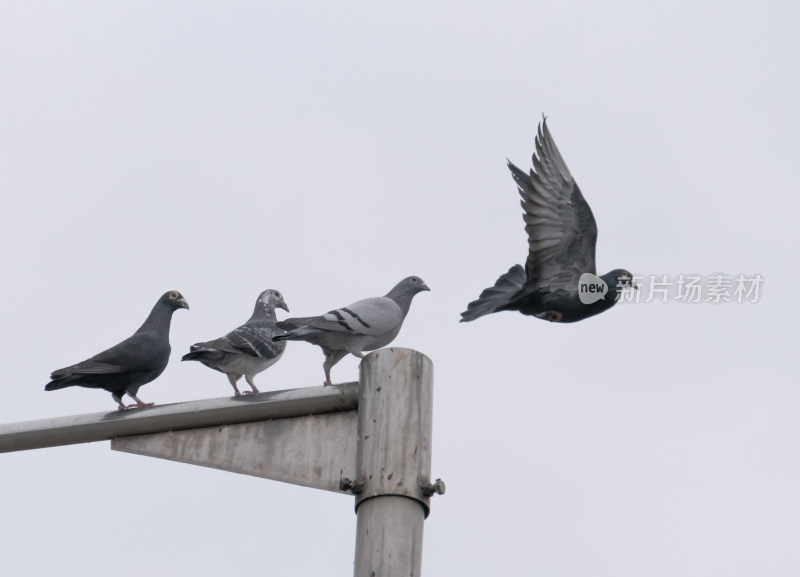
[182,289,289,396]
[45,290,190,410]
[274,276,430,386]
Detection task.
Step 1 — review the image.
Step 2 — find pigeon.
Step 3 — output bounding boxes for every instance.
[273,276,430,386]
[182,289,289,396]
[45,290,189,410]
[460,118,634,324]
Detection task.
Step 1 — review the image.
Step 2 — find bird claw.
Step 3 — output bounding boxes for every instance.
[241,390,256,396]
[125,401,154,409]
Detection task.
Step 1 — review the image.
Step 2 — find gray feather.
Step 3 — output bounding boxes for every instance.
[45,290,189,409]
[182,289,288,396]
[274,276,430,385]
[460,117,631,324]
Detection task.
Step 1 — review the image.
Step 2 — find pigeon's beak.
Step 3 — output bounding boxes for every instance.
[179,297,190,310]
[279,301,289,313]
[421,282,431,292]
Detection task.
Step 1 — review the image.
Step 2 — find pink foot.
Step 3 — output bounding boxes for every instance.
[126,401,154,409]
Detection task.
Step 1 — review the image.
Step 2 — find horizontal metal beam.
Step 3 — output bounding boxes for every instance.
[0,382,358,453]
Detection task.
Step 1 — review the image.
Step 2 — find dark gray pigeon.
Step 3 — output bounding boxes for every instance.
[274,276,429,386]
[461,118,634,324]
[182,289,289,396]
[45,290,189,410]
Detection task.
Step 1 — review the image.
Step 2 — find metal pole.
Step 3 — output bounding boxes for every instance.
[353,348,434,577]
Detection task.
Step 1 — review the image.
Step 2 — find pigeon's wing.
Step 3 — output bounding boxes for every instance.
[66,332,164,375]
[50,359,124,378]
[508,118,598,294]
[223,325,285,360]
[285,297,403,337]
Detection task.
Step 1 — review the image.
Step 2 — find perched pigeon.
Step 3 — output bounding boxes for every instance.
[45,290,189,410]
[461,118,634,324]
[274,276,430,386]
[182,289,289,396]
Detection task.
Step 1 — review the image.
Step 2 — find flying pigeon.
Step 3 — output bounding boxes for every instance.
[460,118,634,324]
[182,289,289,396]
[273,276,430,386]
[45,290,189,410]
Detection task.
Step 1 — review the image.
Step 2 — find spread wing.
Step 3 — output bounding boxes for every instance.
[508,118,598,294]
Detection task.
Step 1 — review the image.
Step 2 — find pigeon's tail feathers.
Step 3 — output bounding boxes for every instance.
[460,265,526,322]
[44,376,78,391]
[181,349,204,362]
[272,324,317,342]
[181,345,227,364]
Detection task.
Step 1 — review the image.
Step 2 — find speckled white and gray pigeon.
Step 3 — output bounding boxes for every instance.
[45,290,189,410]
[460,118,634,324]
[182,289,289,396]
[274,276,430,386]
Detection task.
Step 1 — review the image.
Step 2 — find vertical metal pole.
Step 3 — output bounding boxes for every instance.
[353,348,434,577]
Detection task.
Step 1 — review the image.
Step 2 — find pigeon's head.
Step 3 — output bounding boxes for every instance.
[388,276,431,299]
[160,290,190,310]
[258,289,289,313]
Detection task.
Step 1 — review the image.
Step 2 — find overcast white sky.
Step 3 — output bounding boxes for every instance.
[1,2,798,575]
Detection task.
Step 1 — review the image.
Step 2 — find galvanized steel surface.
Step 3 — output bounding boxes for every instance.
[112,410,358,493]
[356,348,434,514]
[353,348,434,577]
[0,382,358,453]
[355,495,425,577]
